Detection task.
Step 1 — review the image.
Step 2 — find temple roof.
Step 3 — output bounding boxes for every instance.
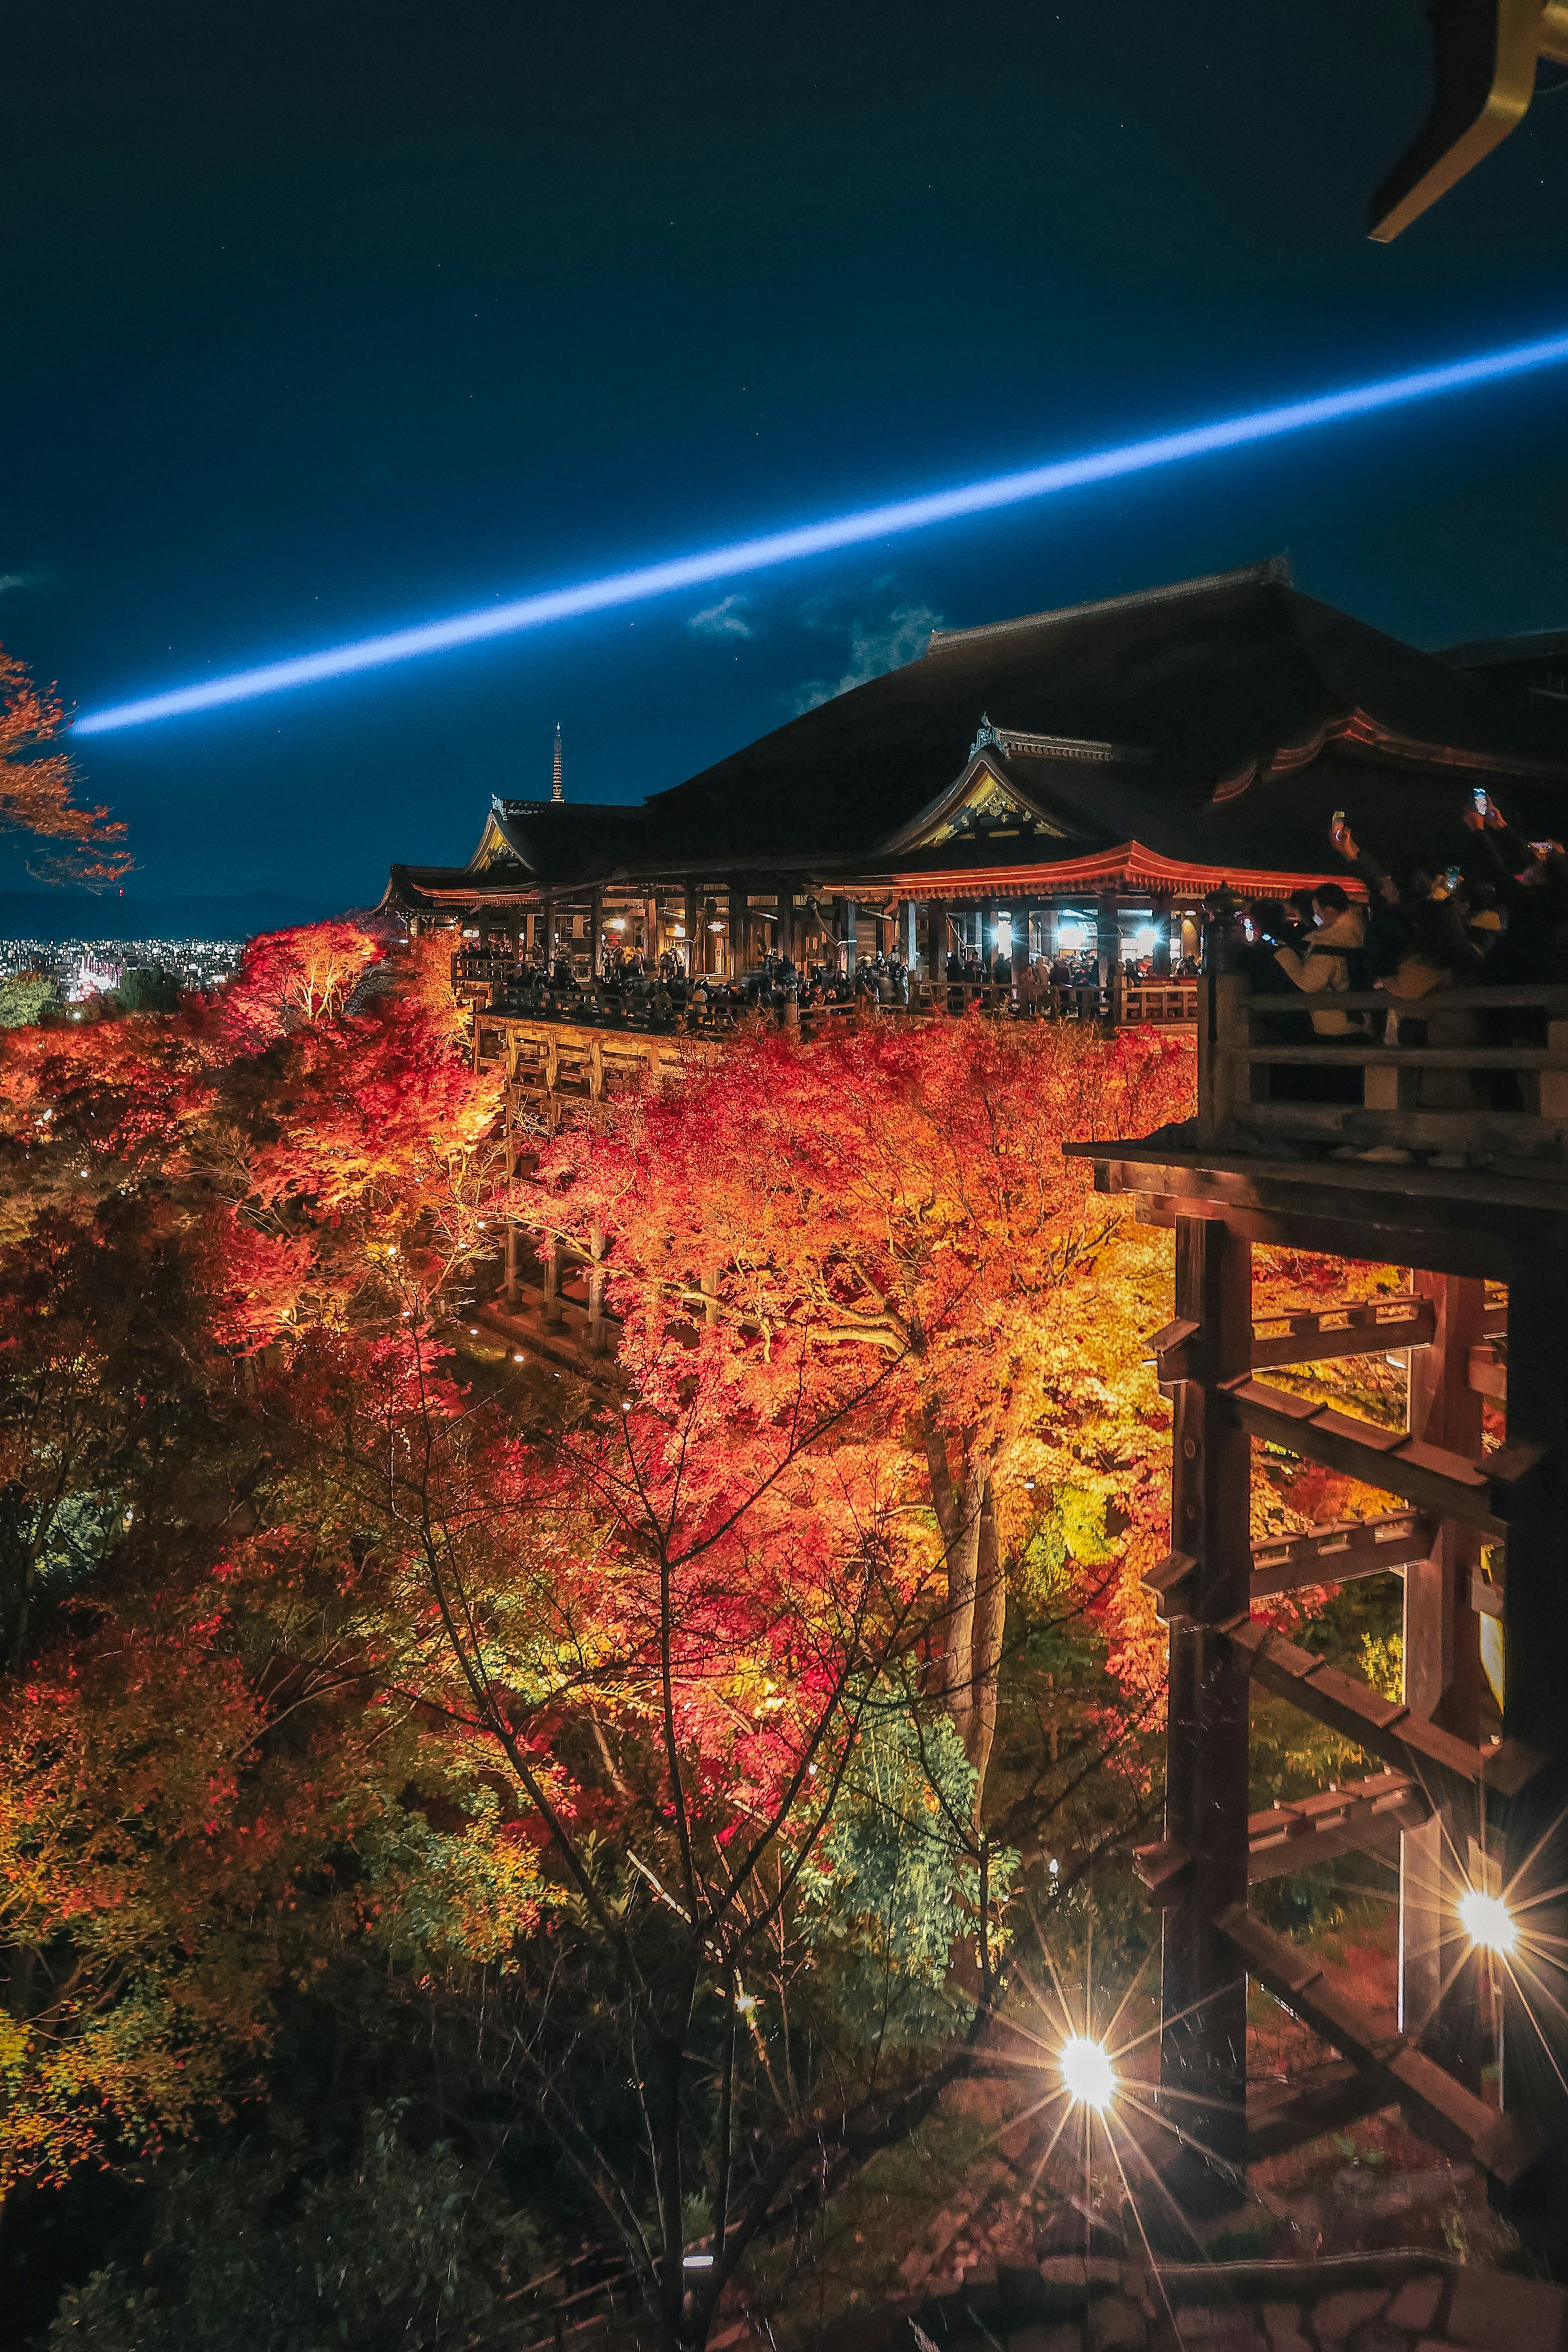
[385,562,1568,911]
[643,558,1568,870]
[474,796,650,877]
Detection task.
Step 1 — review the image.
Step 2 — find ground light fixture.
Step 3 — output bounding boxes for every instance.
[1458,1886,1517,1957]
[73,325,1568,735]
[1059,2035,1115,2112]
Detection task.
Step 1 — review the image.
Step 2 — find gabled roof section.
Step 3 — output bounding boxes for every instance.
[467,795,651,885]
[880,719,1149,857]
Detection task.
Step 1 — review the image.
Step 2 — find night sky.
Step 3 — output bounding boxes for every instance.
[7,1,1568,910]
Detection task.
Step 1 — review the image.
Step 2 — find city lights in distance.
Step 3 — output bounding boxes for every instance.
[1459,1887,1517,1957]
[72,325,1568,736]
[1059,2035,1115,2111]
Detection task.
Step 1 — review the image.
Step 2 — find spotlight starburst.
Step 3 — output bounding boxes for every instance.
[1458,1886,1517,1958]
[1060,2035,1116,2111]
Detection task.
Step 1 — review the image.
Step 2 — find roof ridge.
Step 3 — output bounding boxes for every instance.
[924,556,1293,655]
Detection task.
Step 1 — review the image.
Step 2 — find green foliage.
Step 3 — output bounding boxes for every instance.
[0,973,60,1027]
[113,967,181,1015]
[801,1699,1017,2043]
[47,2106,539,2352]
[1015,1482,1112,1615]
[1360,1630,1403,1702]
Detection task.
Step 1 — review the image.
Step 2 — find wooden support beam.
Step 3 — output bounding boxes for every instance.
[1159,1212,1252,2191]
[1233,1044,1568,1071]
[1215,1902,1542,2187]
[1496,1258,1568,2154]
[1247,1772,1429,1885]
[1218,1374,1530,1539]
[1249,1509,1433,1599]
[1137,1771,1429,1903]
[1152,1296,1436,1383]
[1221,1613,1546,1815]
[1468,1341,1506,1400]
[1126,1178,1516,1285]
[1250,1295,1435,1370]
[1146,1511,1433,1624]
[1399,1274,1487,2081]
[1246,2061,1393,2162]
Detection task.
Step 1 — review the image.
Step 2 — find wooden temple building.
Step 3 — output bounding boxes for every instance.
[388,557,1568,2226]
[383,558,1568,991]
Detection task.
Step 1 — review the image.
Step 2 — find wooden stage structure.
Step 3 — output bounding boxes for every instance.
[1070,905,1568,2226]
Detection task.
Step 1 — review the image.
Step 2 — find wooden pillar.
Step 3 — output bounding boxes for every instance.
[541,1236,564,1327]
[842,897,858,975]
[587,1223,608,1356]
[645,894,658,961]
[779,886,793,963]
[1497,1254,1568,2163]
[543,895,556,971]
[904,898,918,971]
[589,887,604,980]
[728,884,744,978]
[1160,1212,1253,2205]
[1152,891,1174,980]
[684,882,698,975]
[1400,1274,1486,2080]
[1096,892,1119,989]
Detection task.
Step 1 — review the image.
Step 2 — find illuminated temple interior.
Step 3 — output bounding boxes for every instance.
[384,557,1568,980]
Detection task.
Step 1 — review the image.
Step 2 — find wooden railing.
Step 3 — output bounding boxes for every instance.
[1197,971,1568,1172]
[461,967,1200,1038]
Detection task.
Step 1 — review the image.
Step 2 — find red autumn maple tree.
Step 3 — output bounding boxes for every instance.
[0,641,131,885]
[529,1014,1195,1800]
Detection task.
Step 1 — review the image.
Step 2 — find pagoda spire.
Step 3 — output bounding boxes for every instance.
[551,722,563,804]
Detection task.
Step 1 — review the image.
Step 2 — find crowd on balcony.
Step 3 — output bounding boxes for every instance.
[1236,794,1568,1137]
[477,931,1201,1030]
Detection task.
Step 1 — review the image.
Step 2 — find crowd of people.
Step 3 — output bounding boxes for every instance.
[486,934,1204,1028]
[1237,795,1568,1146]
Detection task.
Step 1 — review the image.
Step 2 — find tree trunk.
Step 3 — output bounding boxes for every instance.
[920,1408,983,1748]
[965,1477,1005,1803]
[652,2032,686,2352]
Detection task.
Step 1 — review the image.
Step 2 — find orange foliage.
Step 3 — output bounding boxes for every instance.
[0,641,131,885]
[530,1016,1195,1790]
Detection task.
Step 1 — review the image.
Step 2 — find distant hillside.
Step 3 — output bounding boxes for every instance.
[0,889,335,943]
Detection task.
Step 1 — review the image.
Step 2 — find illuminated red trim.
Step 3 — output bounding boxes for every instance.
[885,841,1366,900]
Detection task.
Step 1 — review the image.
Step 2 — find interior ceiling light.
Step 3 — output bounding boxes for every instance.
[74,328,1568,735]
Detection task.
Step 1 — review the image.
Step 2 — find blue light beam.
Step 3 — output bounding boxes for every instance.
[74,327,1568,736]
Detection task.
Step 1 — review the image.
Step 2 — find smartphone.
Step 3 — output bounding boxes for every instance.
[1473,786,1490,815]
[1331,809,1345,827]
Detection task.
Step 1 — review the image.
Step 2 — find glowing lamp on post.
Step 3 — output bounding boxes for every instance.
[1058,923,1084,952]
[1459,1887,1517,1958]
[1060,2036,1115,2111]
